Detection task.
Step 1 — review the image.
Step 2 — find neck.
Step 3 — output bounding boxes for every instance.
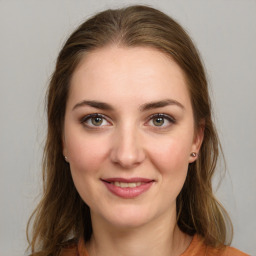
[86,210,192,256]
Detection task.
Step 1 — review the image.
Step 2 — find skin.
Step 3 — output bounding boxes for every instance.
[63,46,204,256]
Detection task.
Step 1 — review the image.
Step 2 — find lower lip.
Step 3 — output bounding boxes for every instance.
[102,181,154,199]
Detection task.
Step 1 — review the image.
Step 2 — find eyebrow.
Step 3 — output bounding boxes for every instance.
[72,99,184,111]
[140,99,184,111]
[72,100,114,111]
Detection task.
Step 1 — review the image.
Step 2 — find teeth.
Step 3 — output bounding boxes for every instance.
[112,182,142,188]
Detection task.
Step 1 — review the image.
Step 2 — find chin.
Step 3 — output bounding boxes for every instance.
[101,204,157,230]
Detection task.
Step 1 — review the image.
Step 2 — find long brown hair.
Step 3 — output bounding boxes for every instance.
[27,5,232,255]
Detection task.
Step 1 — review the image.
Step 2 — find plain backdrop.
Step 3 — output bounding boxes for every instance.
[0,0,255,255]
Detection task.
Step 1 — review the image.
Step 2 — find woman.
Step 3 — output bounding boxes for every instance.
[27,5,248,256]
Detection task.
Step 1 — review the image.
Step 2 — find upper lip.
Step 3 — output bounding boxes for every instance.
[101,177,154,183]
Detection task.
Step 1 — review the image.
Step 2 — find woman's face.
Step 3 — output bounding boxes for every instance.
[63,46,203,229]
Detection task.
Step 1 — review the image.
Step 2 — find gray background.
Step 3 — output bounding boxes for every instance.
[0,0,255,255]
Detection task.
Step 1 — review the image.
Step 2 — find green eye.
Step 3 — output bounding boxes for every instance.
[148,114,176,128]
[152,117,165,126]
[81,114,110,128]
[91,116,103,126]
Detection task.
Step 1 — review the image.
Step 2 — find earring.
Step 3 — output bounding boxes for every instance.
[64,156,69,162]
[190,152,197,157]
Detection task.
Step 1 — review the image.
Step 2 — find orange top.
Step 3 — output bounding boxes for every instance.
[59,235,248,256]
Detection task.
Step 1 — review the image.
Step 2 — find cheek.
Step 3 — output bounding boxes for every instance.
[66,131,110,175]
[149,137,191,199]
[150,136,192,173]
[66,133,110,205]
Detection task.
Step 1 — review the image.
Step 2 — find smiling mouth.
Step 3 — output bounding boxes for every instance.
[109,181,145,188]
[101,178,154,198]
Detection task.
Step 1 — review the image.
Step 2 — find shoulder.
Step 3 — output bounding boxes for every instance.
[59,239,78,256]
[221,246,249,256]
[59,238,89,256]
[182,235,249,256]
[205,246,249,256]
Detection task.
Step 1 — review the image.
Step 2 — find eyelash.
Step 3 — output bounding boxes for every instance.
[147,113,176,128]
[80,114,111,128]
[80,113,176,129]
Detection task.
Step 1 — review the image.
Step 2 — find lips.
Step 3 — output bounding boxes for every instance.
[101,178,154,198]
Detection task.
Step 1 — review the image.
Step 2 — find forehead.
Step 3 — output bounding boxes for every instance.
[68,46,191,110]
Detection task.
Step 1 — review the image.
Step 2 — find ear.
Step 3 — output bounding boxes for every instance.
[189,121,205,163]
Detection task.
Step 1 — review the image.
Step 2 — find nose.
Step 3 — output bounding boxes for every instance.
[110,125,146,169]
